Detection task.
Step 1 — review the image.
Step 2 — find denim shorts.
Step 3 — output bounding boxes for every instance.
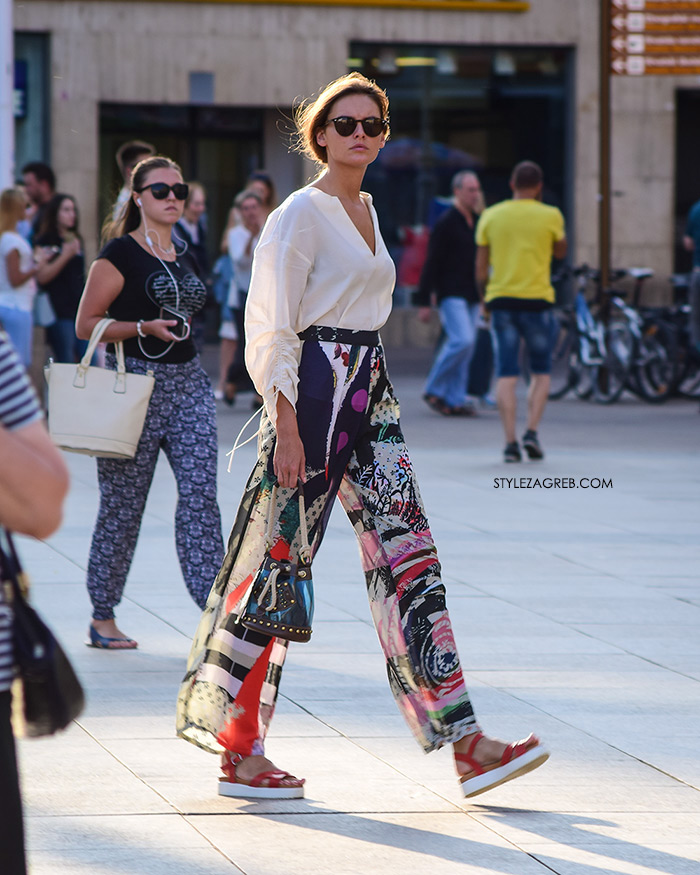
[491,308,554,377]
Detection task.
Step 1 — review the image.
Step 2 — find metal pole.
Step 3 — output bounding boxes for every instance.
[599,0,611,292]
[0,0,14,188]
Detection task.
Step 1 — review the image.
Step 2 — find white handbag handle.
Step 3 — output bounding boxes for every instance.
[72,318,128,394]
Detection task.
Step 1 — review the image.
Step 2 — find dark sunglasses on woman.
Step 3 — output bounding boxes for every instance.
[137,182,190,201]
[327,116,389,138]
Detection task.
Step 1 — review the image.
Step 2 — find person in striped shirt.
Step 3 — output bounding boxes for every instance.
[0,329,69,875]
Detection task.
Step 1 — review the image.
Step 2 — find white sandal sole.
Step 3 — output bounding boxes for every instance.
[218,778,304,799]
[460,744,550,798]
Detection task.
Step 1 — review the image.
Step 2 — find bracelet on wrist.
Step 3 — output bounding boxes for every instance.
[136,320,147,338]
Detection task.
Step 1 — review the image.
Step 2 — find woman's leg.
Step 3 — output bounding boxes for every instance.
[177,340,376,778]
[217,337,237,396]
[160,360,224,609]
[0,690,27,875]
[0,308,32,368]
[338,354,548,792]
[176,451,303,791]
[86,367,162,636]
[337,362,479,752]
[45,318,74,363]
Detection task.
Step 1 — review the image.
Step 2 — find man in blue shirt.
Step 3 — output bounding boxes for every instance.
[683,200,700,354]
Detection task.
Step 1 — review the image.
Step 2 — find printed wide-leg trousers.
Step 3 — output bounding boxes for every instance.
[177,339,479,754]
[87,356,224,620]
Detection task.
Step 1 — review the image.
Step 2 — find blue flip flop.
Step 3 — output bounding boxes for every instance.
[86,625,138,650]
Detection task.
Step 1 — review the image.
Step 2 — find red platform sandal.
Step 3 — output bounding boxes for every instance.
[455,732,549,799]
[218,752,305,799]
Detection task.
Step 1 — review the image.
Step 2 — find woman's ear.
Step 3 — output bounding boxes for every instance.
[316,126,327,149]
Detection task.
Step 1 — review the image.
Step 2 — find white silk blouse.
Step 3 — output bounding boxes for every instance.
[245,185,396,428]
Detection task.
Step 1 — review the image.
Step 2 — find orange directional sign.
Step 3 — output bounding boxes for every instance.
[612,54,700,72]
[612,1,700,10]
[612,11,700,31]
[612,33,700,51]
[610,0,700,72]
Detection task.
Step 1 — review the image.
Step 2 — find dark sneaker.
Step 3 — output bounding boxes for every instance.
[504,441,521,463]
[522,430,544,460]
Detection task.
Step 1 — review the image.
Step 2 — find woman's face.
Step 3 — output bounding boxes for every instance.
[184,187,206,224]
[248,179,271,207]
[134,167,185,227]
[57,198,76,231]
[239,196,263,232]
[316,93,386,171]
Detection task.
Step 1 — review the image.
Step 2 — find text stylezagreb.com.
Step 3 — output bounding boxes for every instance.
[493,477,613,490]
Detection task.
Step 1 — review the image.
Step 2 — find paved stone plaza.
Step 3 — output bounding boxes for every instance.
[14,350,700,875]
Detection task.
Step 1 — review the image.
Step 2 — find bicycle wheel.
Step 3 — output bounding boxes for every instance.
[593,321,633,404]
[632,322,677,403]
[548,319,576,399]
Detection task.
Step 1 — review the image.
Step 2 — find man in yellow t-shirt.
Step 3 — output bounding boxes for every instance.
[475,161,567,462]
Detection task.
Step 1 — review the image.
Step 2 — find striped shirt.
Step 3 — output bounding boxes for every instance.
[0,330,43,691]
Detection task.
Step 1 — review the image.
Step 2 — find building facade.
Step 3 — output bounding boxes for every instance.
[12,0,700,300]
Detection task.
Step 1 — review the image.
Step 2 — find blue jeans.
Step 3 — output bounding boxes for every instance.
[490,308,554,377]
[46,318,89,363]
[0,307,32,367]
[425,297,480,408]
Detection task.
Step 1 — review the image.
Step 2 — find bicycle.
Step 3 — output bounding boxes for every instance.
[593,268,678,404]
[661,273,700,399]
[548,265,606,401]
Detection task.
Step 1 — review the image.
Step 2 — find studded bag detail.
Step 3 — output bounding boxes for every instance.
[240,482,314,642]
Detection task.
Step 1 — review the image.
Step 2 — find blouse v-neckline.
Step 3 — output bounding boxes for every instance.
[310,186,378,257]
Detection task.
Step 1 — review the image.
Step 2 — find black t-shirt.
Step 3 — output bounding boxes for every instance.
[414,207,479,306]
[98,235,207,363]
[35,232,86,320]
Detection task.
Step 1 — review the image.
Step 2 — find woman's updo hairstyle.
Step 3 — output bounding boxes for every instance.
[294,72,389,166]
[102,155,183,243]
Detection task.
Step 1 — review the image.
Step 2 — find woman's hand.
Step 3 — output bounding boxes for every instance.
[139,319,182,342]
[64,237,82,258]
[273,394,306,488]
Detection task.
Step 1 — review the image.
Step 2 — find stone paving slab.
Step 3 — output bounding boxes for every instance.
[13,359,700,874]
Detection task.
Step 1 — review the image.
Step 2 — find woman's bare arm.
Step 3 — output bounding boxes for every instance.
[5,248,40,288]
[0,421,69,538]
[273,393,306,488]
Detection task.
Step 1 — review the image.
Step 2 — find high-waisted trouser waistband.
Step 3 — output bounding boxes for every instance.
[297,325,380,346]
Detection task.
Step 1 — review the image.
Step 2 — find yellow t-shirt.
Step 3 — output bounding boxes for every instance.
[475,199,565,304]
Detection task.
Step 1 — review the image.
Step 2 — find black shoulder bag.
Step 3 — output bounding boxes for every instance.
[0,529,85,737]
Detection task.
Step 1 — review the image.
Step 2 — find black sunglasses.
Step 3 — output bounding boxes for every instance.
[327,116,388,138]
[137,182,189,201]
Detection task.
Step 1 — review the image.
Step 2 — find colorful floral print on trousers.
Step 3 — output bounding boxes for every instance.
[176,339,479,754]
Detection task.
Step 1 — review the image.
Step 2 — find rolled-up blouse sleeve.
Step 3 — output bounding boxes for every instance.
[245,231,312,429]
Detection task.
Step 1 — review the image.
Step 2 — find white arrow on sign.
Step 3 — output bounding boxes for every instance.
[613,14,627,28]
[612,58,627,73]
[613,36,627,51]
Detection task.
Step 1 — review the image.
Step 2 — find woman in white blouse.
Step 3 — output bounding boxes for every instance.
[178,73,548,801]
[222,189,265,405]
[0,189,47,367]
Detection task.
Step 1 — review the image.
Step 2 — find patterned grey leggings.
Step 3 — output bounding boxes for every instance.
[87,355,224,621]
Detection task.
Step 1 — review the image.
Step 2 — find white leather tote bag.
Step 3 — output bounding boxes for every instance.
[45,317,155,459]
